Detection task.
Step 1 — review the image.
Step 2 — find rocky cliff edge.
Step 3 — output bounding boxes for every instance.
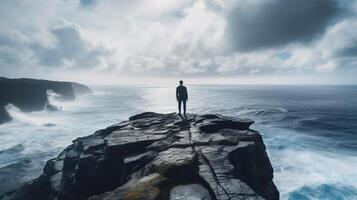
[6,112,279,200]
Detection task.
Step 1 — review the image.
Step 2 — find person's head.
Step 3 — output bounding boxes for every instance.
[179,80,183,85]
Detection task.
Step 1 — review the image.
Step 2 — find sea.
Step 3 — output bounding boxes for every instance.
[0,85,356,200]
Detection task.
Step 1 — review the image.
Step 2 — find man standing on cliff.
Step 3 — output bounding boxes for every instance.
[176,80,188,116]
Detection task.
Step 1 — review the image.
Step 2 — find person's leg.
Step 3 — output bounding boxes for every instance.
[178,100,182,114]
[183,100,186,115]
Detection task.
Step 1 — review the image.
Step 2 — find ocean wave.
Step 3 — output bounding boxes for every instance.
[46,90,62,108]
[5,104,40,125]
[289,117,355,137]
[0,158,34,197]
[209,107,289,118]
[290,117,319,129]
[271,147,357,200]
[4,104,53,126]
[45,90,63,111]
[0,143,25,168]
[237,107,288,117]
[288,183,357,200]
[0,143,24,155]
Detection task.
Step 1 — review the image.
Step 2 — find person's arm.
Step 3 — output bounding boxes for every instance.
[185,87,188,101]
[176,87,179,101]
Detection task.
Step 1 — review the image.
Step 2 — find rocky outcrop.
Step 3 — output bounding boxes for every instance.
[5,112,279,200]
[0,77,92,124]
[71,82,92,96]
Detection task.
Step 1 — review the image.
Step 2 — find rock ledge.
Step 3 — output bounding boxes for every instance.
[7,112,279,200]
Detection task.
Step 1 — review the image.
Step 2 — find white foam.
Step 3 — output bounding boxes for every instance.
[5,104,46,126]
[269,137,357,199]
[46,90,62,109]
[4,103,71,128]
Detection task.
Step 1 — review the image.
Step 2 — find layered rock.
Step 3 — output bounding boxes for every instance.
[0,77,92,124]
[5,112,279,200]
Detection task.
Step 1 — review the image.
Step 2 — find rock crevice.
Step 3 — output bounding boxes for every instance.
[5,112,279,200]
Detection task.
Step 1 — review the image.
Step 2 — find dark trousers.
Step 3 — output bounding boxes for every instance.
[178,99,186,114]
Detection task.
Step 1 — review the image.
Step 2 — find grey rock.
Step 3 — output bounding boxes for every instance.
[170,184,212,200]
[5,112,279,200]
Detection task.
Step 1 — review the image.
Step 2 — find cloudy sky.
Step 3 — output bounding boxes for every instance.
[1,0,357,84]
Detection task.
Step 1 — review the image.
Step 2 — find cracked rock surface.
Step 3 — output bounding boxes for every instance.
[6,112,279,200]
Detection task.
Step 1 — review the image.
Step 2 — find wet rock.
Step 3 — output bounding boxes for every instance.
[149,148,198,180]
[87,173,166,200]
[170,184,212,200]
[199,118,254,133]
[6,112,279,200]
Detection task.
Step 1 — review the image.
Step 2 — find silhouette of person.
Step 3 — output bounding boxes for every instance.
[176,80,188,115]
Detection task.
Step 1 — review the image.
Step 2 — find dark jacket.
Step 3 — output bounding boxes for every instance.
[176,85,188,101]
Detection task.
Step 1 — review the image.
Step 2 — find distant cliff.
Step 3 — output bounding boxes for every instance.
[5,112,279,200]
[0,77,91,124]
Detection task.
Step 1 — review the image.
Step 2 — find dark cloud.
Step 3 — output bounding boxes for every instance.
[80,0,96,6]
[31,23,107,68]
[228,0,340,52]
[335,42,357,57]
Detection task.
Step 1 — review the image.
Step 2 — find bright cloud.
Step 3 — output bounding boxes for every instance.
[0,0,357,84]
